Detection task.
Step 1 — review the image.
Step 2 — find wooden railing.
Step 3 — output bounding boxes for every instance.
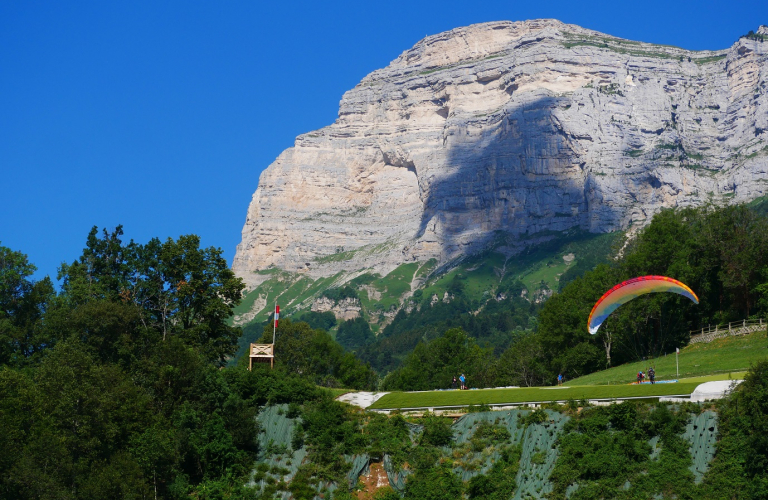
[250,343,274,357]
[689,319,765,344]
[249,343,274,370]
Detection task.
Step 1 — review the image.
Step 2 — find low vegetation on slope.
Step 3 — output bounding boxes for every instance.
[248,361,768,500]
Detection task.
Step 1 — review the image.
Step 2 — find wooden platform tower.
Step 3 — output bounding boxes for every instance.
[249,343,274,370]
[249,304,279,370]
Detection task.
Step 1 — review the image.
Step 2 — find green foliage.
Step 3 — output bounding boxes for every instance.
[404,463,464,500]
[420,414,454,447]
[549,402,696,499]
[381,328,494,391]
[371,487,402,500]
[260,318,378,390]
[336,317,374,351]
[466,445,520,499]
[532,203,768,381]
[322,286,359,302]
[0,334,265,499]
[469,421,511,451]
[740,30,767,42]
[494,332,552,387]
[364,413,412,465]
[699,361,768,498]
[523,408,549,426]
[0,229,307,500]
[558,232,621,290]
[295,310,337,331]
[357,231,618,381]
[295,396,366,484]
[0,244,56,366]
[57,226,245,364]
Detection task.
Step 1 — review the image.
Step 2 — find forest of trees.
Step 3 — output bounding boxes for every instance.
[379,203,768,390]
[3,200,768,498]
[0,227,374,499]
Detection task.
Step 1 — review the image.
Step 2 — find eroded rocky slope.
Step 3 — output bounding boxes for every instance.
[234,20,768,289]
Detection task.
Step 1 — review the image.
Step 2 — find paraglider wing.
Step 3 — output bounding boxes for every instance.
[587,276,699,334]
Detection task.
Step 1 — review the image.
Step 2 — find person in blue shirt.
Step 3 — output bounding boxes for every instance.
[459,373,466,390]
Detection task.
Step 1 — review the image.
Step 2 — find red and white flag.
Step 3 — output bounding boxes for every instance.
[274,304,280,329]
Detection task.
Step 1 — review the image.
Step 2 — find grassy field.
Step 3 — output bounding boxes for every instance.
[368,382,702,410]
[366,331,766,410]
[678,372,747,384]
[568,331,768,386]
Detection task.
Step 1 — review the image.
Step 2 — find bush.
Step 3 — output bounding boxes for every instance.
[322,286,358,302]
[420,414,454,447]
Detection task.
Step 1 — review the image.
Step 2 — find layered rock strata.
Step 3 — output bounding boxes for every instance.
[310,297,362,321]
[234,20,768,288]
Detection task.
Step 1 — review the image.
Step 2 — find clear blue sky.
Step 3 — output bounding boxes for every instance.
[1,0,765,282]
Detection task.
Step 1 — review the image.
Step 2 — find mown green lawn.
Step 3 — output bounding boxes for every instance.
[678,372,747,384]
[568,331,768,386]
[368,382,702,410]
[365,331,764,410]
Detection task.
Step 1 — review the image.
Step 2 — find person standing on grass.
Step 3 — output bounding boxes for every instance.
[637,371,642,384]
[557,373,563,386]
[452,376,457,389]
[460,373,466,390]
[649,367,655,384]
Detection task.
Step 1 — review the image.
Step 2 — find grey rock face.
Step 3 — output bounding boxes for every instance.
[310,297,361,321]
[234,19,768,288]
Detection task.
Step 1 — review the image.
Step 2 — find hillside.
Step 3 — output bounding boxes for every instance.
[568,329,767,386]
[232,230,620,362]
[247,360,768,500]
[233,230,618,326]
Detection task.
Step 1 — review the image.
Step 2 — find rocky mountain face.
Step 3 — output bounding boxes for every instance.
[311,297,361,321]
[234,20,768,289]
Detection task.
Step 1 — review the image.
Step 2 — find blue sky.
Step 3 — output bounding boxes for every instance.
[1,0,766,282]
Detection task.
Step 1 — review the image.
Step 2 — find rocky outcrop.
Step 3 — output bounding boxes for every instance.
[234,19,768,288]
[311,297,361,321]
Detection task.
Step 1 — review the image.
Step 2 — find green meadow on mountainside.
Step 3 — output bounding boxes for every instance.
[232,230,621,362]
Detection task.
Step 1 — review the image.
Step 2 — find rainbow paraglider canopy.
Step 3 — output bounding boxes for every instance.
[588,276,699,334]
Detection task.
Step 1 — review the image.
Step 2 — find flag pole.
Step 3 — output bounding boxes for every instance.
[273,302,279,347]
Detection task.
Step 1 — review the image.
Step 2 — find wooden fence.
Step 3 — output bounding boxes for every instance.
[689,319,765,344]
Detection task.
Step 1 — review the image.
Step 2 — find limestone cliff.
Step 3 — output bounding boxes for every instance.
[234,20,768,289]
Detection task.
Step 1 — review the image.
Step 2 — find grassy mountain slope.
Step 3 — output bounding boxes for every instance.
[232,230,622,366]
[567,329,767,386]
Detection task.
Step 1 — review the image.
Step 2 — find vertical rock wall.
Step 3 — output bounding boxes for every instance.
[234,20,768,288]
